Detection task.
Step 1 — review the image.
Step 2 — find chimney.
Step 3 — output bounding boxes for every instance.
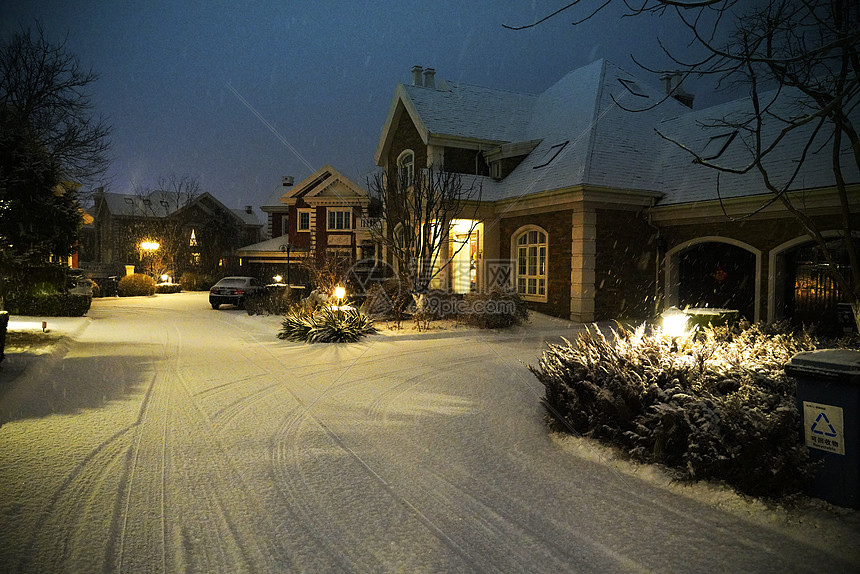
[411,65,424,86]
[661,72,694,109]
[423,67,435,89]
[245,205,253,214]
[282,176,294,187]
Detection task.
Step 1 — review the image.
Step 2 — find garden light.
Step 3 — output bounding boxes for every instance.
[661,306,689,337]
[334,285,346,302]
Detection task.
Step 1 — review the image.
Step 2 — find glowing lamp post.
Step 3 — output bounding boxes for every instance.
[661,306,690,337]
[140,241,160,276]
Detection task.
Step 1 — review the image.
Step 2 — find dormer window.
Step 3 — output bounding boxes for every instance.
[700,131,738,160]
[397,150,415,186]
[618,78,648,98]
[533,141,568,169]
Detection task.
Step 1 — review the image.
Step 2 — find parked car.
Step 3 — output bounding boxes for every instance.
[209,276,264,309]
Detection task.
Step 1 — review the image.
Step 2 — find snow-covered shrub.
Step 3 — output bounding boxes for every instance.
[247,286,295,316]
[118,273,156,296]
[462,287,529,329]
[278,305,376,343]
[179,272,214,291]
[6,292,91,316]
[530,322,840,498]
[155,283,181,294]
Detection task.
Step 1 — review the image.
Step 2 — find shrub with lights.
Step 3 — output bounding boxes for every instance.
[530,321,856,498]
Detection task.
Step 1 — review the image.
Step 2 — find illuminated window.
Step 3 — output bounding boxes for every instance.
[514,227,548,301]
[397,149,414,185]
[189,229,198,247]
[327,208,352,230]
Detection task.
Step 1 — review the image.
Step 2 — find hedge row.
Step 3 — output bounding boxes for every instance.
[531,322,854,498]
[5,292,92,316]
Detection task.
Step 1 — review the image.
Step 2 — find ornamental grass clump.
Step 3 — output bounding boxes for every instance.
[530,322,843,498]
[278,305,376,343]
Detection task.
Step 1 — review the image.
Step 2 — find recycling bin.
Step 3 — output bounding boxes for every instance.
[786,349,860,509]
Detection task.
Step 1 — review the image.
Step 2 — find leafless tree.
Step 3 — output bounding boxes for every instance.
[367,165,482,317]
[128,175,200,278]
[0,22,111,184]
[505,0,860,328]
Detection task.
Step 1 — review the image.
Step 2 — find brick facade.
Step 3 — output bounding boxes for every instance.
[594,209,659,320]
[499,210,573,318]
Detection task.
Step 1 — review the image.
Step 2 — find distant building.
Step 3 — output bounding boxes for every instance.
[90,190,262,278]
[237,166,375,281]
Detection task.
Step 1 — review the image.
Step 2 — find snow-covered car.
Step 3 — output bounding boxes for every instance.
[208,276,264,309]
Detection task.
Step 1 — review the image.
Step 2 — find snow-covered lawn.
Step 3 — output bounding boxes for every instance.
[0,292,857,573]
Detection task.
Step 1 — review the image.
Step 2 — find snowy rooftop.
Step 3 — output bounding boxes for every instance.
[387,59,859,206]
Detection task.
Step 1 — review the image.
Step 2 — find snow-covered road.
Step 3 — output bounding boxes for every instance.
[1,293,858,573]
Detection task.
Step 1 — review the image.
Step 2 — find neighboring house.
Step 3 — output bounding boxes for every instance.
[237,166,375,280]
[89,190,262,278]
[374,62,859,327]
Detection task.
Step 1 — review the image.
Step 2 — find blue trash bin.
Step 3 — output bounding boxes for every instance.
[786,349,860,509]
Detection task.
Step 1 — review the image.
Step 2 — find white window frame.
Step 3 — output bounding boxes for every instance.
[397,149,415,186]
[326,208,353,231]
[511,225,548,303]
[297,209,312,232]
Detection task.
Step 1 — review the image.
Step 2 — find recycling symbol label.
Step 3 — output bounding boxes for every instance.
[803,402,845,455]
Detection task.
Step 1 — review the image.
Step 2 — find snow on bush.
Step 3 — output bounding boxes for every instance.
[278,305,376,343]
[117,273,156,296]
[530,322,854,498]
[461,287,529,329]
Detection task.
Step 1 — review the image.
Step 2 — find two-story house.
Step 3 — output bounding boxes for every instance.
[90,189,262,279]
[374,61,859,328]
[237,166,374,282]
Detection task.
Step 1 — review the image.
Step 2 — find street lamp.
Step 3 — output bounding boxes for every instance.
[140,241,160,276]
[279,243,295,285]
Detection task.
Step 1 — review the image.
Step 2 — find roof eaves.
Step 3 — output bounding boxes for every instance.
[374,84,430,167]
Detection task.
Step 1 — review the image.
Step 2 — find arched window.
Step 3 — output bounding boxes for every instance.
[397,149,414,186]
[513,226,547,301]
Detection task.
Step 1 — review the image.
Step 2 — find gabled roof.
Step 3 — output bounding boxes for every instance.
[281,165,369,206]
[99,190,260,227]
[375,79,537,165]
[377,59,687,202]
[377,58,859,207]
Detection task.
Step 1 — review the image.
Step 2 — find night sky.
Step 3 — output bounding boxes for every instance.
[1,1,722,213]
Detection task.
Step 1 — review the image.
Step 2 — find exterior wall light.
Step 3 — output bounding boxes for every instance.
[661,306,690,337]
[273,275,283,284]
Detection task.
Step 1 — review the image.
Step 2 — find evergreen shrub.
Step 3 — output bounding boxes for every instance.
[278,305,376,343]
[6,292,91,316]
[155,283,182,294]
[462,287,529,329]
[530,322,853,498]
[180,272,214,291]
[246,286,297,316]
[118,274,156,297]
